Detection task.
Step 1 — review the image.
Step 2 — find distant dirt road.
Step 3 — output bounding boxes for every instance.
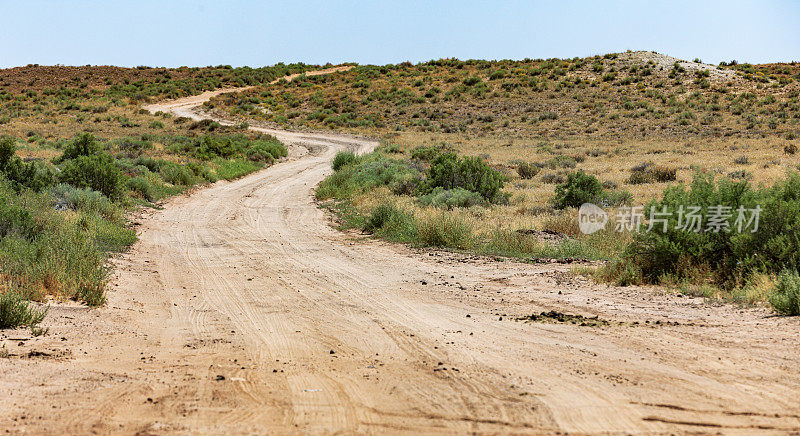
[2,69,799,434]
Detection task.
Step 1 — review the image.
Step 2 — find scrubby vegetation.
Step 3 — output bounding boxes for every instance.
[3,53,799,321]
[552,171,631,209]
[0,291,47,329]
[318,149,625,260]
[595,172,800,311]
[208,51,800,141]
[0,126,286,326]
[770,270,800,315]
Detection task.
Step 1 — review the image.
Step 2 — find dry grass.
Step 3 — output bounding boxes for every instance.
[381,131,799,208]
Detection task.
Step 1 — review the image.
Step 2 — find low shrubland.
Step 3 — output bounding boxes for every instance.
[205,53,800,141]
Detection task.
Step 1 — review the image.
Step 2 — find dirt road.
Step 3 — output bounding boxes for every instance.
[2,72,799,434]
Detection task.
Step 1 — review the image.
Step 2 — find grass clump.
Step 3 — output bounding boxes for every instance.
[363,203,416,241]
[516,161,539,179]
[332,151,357,171]
[0,291,47,329]
[417,187,485,209]
[627,162,677,184]
[318,152,422,200]
[416,211,473,249]
[214,158,263,180]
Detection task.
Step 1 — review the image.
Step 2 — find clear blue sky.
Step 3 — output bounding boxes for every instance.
[1,0,798,68]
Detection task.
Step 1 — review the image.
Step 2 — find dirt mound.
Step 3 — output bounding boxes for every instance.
[618,50,740,82]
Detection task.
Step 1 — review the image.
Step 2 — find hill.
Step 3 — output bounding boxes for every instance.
[206,51,799,140]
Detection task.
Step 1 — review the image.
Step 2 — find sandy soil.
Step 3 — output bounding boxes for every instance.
[1,72,799,435]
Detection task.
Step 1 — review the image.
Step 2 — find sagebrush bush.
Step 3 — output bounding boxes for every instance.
[552,171,604,209]
[52,184,118,220]
[332,151,357,171]
[0,291,47,329]
[770,270,800,315]
[59,154,125,200]
[517,162,539,179]
[627,162,677,184]
[422,152,506,202]
[417,187,485,209]
[542,155,576,169]
[607,172,800,290]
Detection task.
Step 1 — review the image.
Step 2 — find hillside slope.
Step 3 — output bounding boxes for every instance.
[207,51,800,140]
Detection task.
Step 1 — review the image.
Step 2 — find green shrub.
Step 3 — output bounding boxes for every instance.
[517,162,539,179]
[770,270,800,315]
[612,172,800,288]
[149,120,164,129]
[422,152,506,202]
[186,162,218,183]
[0,137,55,192]
[57,133,102,162]
[417,187,485,209]
[0,181,109,305]
[332,151,357,171]
[410,145,447,161]
[603,189,633,207]
[363,203,416,241]
[0,136,15,169]
[318,152,421,199]
[52,184,118,220]
[59,154,125,201]
[552,171,604,209]
[214,158,262,180]
[127,174,168,202]
[247,139,286,163]
[159,163,197,186]
[0,291,47,329]
[0,201,36,239]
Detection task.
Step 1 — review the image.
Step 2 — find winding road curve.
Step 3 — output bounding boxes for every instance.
[2,69,799,434]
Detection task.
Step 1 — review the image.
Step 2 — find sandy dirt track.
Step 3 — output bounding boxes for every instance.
[1,70,800,435]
